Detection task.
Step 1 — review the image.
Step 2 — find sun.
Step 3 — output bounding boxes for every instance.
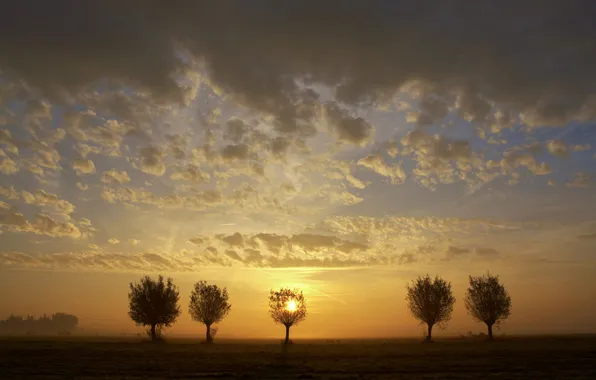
[286,299,297,312]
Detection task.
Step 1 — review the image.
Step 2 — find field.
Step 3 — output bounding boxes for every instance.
[1,336,595,379]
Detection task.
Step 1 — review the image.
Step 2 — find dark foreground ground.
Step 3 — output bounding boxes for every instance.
[1,335,595,379]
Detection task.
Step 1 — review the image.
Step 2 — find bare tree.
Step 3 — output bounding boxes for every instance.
[406,275,456,341]
[269,288,307,344]
[188,281,232,343]
[128,275,181,341]
[465,273,511,340]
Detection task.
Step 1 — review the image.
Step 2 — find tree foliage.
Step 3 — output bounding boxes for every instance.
[269,288,307,344]
[269,288,307,327]
[406,274,456,340]
[189,281,231,343]
[0,313,78,336]
[464,273,511,340]
[128,275,180,341]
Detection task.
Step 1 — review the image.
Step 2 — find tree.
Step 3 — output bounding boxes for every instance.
[51,313,79,335]
[0,313,79,336]
[464,273,511,340]
[406,275,456,341]
[128,275,181,341]
[269,288,307,344]
[188,281,232,343]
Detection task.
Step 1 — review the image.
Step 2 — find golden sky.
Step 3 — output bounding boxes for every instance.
[1,1,596,338]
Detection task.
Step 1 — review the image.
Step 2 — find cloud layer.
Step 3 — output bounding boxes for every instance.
[1,1,596,272]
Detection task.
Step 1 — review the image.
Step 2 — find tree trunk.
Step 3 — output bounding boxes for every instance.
[487,323,493,341]
[426,323,433,341]
[150,324,157,341]
[284,324,290,345]
[206,324,212,343]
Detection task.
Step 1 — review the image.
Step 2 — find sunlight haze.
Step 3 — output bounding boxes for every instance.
[1,0,596,341]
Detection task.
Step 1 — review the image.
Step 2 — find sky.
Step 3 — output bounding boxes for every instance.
[0,1,596,339]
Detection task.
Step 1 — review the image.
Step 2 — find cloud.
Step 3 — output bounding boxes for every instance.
[182,217,522,268]
[398,130,486,187]
[224,249,242,262]
[547,140,569,157]
[567,172,592,188]
[577,232,596,240]
[0,185,19,200]
[72,159,96,175]
[21,189,75,216]
[0,129,19,155]
[138,146,166,176]
[170,165,210,183]
[188,237,207,245]
[187,230,378,267]
[0,251,178,272]
[29,214,82,238]
[0,249,374,272]
[0,247,401,271]
[571,144,591,152]
[323,102,373,145]
[224,118,248,143]
[501,146,552,177]
[474,247,500,259]
[289,233,340,251]
[0,157,19,175]
[357,154,405,184]
[100,186,224,211]
[401,130,471,161]
[252,233,287,254]
[218,232,244,247]
[1,2,596,274]
[101,169,131,184]
[221,144,250,162]
[165,134,188,160]
[0,211,555,270]
[5,1,595,131]
[445,246,470,260]
[0,209,28,229]
[0,210,82,238]
[407,97,449,127]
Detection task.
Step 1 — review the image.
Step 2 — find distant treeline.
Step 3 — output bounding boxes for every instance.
[0,313,79,336]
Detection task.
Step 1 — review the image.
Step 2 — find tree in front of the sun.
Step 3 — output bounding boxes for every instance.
[188,281,232,343]
[464,273,511,340]
[406,274,456,342]
[128,275,181,341]
[269,288,307,344]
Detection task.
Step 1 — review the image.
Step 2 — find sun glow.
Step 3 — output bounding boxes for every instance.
[286,299,297,312]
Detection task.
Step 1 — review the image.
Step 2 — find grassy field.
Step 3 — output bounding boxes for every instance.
[1,335,595,379]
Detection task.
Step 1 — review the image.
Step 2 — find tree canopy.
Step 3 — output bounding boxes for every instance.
[464,273,512,340]
[0,313,78,336]
[189,281,231,343]
[128,275,180,341]
[269,288,307,344]
[406,274,456,341]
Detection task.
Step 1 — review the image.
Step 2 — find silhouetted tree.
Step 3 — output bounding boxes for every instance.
[406,275,456,341]
[51,313,79,333]
[465,273,511,340]
[128,275,180,341]
[269,288,307,344]
[188,281,231,343]
[0,313,78,335]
